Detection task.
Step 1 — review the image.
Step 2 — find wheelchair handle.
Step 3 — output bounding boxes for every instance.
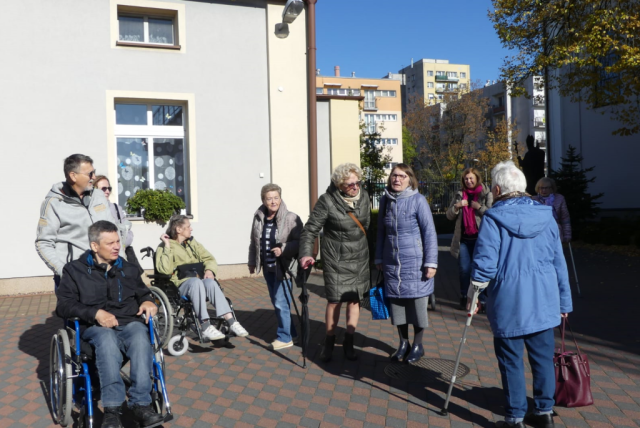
[140,246,154,260]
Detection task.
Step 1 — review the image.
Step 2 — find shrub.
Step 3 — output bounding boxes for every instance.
[125,189,186,226]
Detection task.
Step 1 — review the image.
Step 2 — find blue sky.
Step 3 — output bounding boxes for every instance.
[316,0,509,85]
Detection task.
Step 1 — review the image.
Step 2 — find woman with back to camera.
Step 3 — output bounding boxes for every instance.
[299,163,370,362]
[446,168,493,309]
[375,164,438,363]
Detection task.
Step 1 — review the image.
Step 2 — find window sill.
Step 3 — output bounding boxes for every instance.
[116,41,181,50]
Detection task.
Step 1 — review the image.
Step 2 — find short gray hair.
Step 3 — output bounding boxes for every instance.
[64,154,93,179]
[331,163,363,186]
[491,161,527,194]
[260,183,282,202]
[88,220,118,244]
[166,215,189,240]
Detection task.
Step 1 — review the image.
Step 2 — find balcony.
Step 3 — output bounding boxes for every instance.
[435,75,459,82]
[533,97,545,106]
[534,117,545,127]
[492,105,505,114]
[364,100,377,111]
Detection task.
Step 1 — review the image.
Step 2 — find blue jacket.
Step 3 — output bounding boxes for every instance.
[375,188,438,299]
[471,196,573,338]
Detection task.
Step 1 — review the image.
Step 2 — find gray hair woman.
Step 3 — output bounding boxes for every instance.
[248,184,303,350]
[532,177,572,243]
[299,163,371,362]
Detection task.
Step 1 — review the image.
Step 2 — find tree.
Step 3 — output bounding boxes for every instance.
[401,125,417,168]
[550,145,603,229]
[360,122,392,181]
[490,0,640,136]
[475,118,520,181]
[404,89,490,182]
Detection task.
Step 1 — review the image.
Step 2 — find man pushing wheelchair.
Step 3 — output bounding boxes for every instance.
[56,220,164,428]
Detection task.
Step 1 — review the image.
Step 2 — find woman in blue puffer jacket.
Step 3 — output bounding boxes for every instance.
[375,164,438,364]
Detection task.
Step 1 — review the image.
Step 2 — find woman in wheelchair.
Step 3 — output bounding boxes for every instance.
[156,215,249,341]
[55,221,164,428]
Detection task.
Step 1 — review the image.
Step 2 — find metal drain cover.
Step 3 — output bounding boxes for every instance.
[384,358,470,383]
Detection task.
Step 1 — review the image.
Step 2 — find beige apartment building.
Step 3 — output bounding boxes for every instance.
[317,67,403,172]
[398,59,471,111]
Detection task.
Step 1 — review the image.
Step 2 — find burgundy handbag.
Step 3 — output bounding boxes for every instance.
[554,317,593,407]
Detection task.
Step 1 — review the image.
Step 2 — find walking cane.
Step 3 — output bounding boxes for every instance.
[440,284,482,416]
[568,243,582,297]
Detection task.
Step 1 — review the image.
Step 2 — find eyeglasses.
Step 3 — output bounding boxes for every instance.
[75,170,96,178]
[391,174,408,180]
[101,186,113,193]
[343,181,361,189]
[539,186,551,191]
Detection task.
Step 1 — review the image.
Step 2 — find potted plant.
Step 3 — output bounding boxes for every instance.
[125,189,186,226]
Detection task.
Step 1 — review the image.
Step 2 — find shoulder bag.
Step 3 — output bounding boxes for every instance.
[554,317,594,407]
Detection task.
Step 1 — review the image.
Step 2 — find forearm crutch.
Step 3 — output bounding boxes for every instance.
[440,284,482,416]
[568,243,582,297]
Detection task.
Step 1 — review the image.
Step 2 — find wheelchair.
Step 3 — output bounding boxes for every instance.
[140,247,238,357]
[49,317,172,428]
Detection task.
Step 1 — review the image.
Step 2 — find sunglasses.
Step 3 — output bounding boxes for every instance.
[101,186,113,192]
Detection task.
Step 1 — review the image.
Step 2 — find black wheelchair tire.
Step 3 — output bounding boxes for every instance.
[149,286,173,350]
[49,330,72,427]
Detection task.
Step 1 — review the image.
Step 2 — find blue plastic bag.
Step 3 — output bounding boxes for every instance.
[369,284,390,320]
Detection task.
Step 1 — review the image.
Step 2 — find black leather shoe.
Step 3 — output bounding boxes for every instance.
[460,296,467,310]
[495,421,525,428]
[320,335,336,362]
[524,413,555,428]
[390,339,410,362]
[102,406,123,428]
[343,333,358,361]
[405,343,424,364]
[130,404,164,427]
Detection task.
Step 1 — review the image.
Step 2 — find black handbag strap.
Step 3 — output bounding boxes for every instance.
[560,317,583,357]
[114,203,122,222]
[370,270,383,290]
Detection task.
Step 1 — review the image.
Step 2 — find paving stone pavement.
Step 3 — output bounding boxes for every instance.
[1,241,640,428]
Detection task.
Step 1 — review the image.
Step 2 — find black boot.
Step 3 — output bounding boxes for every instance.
[524,413,555,428]
[405,343,424,364]
[320,335,336,362]
[343,333,358,361]
[390,339,410,362]
[130,403,164,427]
[102,406,123,428]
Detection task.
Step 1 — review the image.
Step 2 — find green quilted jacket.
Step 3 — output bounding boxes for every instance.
[299,183,371,302]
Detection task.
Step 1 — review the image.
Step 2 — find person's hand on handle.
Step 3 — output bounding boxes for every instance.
[299,256,315,269]
[466,300,481,315]
[204,270,215,280]
[470,201,481,210]
[160,233,171,247]
[424,267,436,279]
[95,309,119,328]
[561,313,569,318]
[271,247,282,257]
[248,265,256,274]
[137,301,158,323]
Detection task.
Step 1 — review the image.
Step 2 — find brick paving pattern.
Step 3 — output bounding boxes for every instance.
[1,242,640,427]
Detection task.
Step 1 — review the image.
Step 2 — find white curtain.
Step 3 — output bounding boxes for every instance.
[149,19,174,44]
[119,16,144,42]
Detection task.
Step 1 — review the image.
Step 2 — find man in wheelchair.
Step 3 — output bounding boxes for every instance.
[56,221,164,428]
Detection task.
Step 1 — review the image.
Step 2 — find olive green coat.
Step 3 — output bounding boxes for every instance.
[155,237,218,287]
[299,183,371,303]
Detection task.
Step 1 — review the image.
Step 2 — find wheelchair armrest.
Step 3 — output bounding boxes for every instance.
[67,317,82,322]
[148,273,172,280]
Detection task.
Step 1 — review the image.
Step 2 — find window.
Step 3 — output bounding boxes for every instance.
[437,94,443,100]
[378,138,398,145]
[447,72,458,78]
[436,71,446,76]
[365,114,397,122]
[114,103,188,210]
[364,90,396,98]
[116,6,180,49]
[316,87,324,95]
[428,93,434,99]
[427,71,434,77]
[460,72,467,79]
[436,83,446,90]
[385,162,398,170]
[327,88,361,96]
[427,82,434,88]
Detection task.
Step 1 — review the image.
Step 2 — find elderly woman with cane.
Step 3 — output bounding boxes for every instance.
[299,163,370,363]
[532,177,571,243]
[470,161,572,428]
[248,183,303,351]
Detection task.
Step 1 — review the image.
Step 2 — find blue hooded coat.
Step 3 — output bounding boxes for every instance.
[375,188,438,299]
[471,197,573,338]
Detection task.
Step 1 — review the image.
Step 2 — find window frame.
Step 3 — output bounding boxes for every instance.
[112,2,184,51]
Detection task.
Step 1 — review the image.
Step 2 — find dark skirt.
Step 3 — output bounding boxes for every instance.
[389,296,429,328]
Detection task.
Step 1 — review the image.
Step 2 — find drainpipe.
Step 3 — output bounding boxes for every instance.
[305,0,318,212]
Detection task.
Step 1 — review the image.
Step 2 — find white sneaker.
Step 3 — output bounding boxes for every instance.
[230,322,249,337]
[202,325,225,341]
[271,340,293,350]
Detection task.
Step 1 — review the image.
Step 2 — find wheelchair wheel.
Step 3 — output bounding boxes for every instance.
[150,286,173,349]
[167,335,189,356]
[49,329,72,427]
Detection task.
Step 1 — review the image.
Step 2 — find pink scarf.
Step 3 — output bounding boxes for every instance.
[462,185,483,236]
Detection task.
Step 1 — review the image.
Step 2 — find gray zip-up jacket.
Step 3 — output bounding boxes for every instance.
[36,182,119,276]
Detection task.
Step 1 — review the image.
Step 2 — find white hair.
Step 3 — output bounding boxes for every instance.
[331,163,363,186]
[491,160,527,194]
